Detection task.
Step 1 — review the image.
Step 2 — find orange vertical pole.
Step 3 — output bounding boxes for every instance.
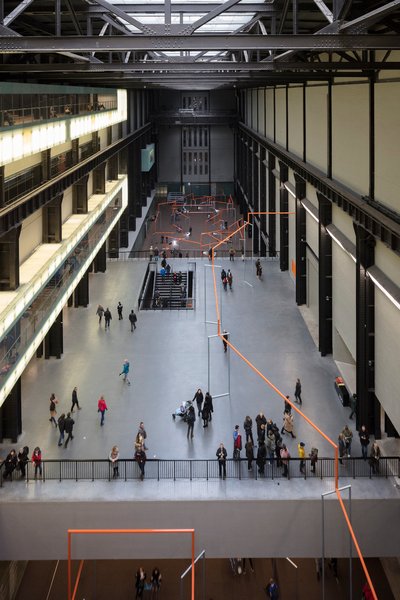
[67,531,71,600]
[191,530,195,600]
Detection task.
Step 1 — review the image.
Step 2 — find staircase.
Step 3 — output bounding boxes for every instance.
[154,272,190,310]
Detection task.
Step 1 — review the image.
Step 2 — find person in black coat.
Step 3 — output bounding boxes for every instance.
[255,411,267,441]
[186,405,196,439]
[193,388,204,417]
[64,412,75,448]
[243,416,254,444]
[203,392,213,422]
[17,447,30,478]
[245,440,254,471]
[294,378,302,405]
[256,442,267,475]
[216,443,227,478]
[71,386,81,412]
[104,308,112,330]
[3,449,17,479]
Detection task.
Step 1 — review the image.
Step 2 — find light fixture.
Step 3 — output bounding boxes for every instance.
[326,224,356,263]
[283,181,296,198]
[301,198,319,223]
[367,266,400,311]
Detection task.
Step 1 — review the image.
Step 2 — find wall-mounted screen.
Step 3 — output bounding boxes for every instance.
[141,143,155,172]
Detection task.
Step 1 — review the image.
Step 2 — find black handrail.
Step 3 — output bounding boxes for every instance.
[1,456,398,486]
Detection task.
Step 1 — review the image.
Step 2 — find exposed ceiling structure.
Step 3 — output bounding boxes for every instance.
[1,0,400,89]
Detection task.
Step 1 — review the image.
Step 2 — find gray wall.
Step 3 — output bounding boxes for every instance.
[1,497,399,560]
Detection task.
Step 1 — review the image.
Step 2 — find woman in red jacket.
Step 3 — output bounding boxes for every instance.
[32,447,42,478]
[98,395,108,426]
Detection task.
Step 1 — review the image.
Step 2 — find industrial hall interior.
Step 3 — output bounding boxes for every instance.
[1,1,400,599]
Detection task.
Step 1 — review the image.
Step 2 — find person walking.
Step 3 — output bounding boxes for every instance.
[245,440,254,471]
[298,441,306,474]
[98,395,108,426]
[71,386,81,412]
[64,412,75,447]
[135,566,147,598]
[32,447,42,479]
[243,416,254,444]
[202,401,210,428]
[280,444,290,478]
[203,392,213,423]
[186,405,196,439]
[229,248,235,261]
[338,433,346,464]
[284,395,292,414]
[227,269,233,290]
[294,378,302,405]
[256,411,267,441]
[216,442,227,479]
[281,411,296,438]
[17,446,29,479]
[233,425,242,460]
[349,393,357,420]
[109,445,120,478]
[255,259,262,278]
[117,301,123,320]
[129,310,137,331]
[150,567,162,595]
[104,307,112,329]
[49,393,58,427]
[266,577,279,600]
[193,388,204,417]
[135,445,147,481]
[96,304,104,324]
[359,425,370,460]
[222,330,229,352]
[119,359,131,385]
[57,413,66,446]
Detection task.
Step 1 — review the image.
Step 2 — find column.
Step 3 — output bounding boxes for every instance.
[72,176,89,214]
[0,226,21,291]
[93,242,107,273]
[317,192,332,356]
[0,379,22,442]
[355,224,379,437]
[267,153,276,257]
[43,194,62,243]
[294,175,306,305]
[279,161,289,271]
[92,163,106,195]
[44,310,63,359]
[74,271,89,307]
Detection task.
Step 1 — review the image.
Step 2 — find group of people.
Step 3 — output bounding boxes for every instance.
[108,422,148,481]
[96,303,138,332]
[1,446,42,480]
[135,566,162,598]
[338,424,381,472]
[220,268,233,291]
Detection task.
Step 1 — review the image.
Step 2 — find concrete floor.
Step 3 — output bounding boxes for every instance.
[1,258,366,463]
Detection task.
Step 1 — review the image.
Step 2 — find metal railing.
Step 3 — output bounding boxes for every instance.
[107,250,280,261]
[1,457,398,486]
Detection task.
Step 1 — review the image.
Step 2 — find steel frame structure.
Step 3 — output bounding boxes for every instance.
[1,1,400,88]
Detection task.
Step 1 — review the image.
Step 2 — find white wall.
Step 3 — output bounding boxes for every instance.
[62,187,73,223]
[275,87,286,147]
[305,84,328,173]
[19,209,43,263]
[375,81,400,212]
[288,86,303,159]
[332,242,356,361]
[265,89,274,139]
[332,84,369,196]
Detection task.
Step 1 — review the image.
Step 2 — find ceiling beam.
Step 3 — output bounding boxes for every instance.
[340,0,400,32]
[4,0,34,27]
[1,61,398,73]
[313,0,334,24]
[189,0,244,33]
[2,34,400,53]
[85,0,157,35]
[85,3,277,14]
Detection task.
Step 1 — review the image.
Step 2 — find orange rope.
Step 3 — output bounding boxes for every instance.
[210,218,378,600]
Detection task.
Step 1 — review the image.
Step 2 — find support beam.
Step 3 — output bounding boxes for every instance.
[313,0,334,23]
[2,34,400,53]
[4,0,34,27]
[279,162,289,271]
[190,0,243,33]
[295,175,306,305]
[340,0,400,33]
[318,193,332,356]
[88,0,157,34]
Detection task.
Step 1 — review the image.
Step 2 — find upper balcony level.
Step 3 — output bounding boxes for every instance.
[0,83,127,167]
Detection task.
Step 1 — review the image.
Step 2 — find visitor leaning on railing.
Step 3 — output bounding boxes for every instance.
[0,456,399,486]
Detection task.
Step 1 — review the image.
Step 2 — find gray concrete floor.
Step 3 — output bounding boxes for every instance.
[1,258,372,462]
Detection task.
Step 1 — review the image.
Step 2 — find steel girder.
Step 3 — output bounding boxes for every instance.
[1,34,400,52]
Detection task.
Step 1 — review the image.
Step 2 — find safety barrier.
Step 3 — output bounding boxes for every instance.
[1,456,398,486]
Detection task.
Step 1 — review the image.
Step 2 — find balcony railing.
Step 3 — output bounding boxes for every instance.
[1,457,398,486]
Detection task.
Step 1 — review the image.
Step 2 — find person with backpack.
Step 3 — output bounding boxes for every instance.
[129,309,137,331]
[233,425,242,460]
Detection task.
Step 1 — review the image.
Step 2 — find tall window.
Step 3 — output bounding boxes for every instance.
[182,126,209,181]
